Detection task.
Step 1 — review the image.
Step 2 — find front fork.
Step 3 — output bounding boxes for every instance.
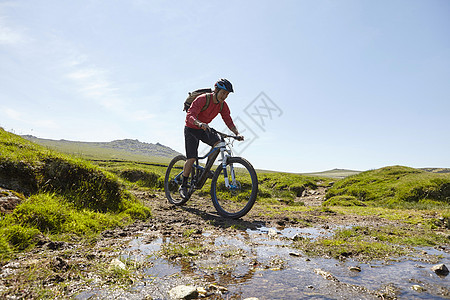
[220,149,236,189]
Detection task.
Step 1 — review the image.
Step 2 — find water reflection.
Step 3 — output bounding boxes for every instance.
[122,225,449,299]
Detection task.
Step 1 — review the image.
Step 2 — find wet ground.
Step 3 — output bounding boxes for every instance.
[1,189,449,299]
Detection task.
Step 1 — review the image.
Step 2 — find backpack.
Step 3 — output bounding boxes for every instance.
[183,88,223,113]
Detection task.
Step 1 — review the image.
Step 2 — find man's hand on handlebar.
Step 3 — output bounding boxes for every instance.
[196,121,210,131]
[200,123,210,131]
[236,135,244,141]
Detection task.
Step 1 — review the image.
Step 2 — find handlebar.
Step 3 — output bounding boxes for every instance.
[210,128,243,141]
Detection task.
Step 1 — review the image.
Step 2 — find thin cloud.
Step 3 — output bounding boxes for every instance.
[0,25,25,45]
[2,106,57,129]
[0,14,29,45]
[65,65,154,121]
[4,108,21,120]
[66,67,121,105]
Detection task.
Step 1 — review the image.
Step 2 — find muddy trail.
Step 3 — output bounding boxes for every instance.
[1,188,449,299]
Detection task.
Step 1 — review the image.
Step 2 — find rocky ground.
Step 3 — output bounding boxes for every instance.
[0,188,449,299]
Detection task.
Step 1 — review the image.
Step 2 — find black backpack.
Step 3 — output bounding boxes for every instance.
[183,88,223,113]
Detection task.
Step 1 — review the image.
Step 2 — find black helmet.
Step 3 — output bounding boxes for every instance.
[215,78,234,93]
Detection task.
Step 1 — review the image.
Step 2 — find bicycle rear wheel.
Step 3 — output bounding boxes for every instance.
[210,157,258,219]
[164,155,192,206]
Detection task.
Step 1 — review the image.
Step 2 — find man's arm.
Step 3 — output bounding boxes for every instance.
[220,103,244,140]
[230,126,239,136]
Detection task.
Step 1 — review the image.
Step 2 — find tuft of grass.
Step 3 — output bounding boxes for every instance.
[182,229,197,237]
[159,242,204,259]
[0,224,40,251]
[325,166,450,209]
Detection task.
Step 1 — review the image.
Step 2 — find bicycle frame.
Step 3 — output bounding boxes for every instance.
[174,132,237,192]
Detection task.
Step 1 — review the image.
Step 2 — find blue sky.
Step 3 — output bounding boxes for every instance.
[1,0,449,173]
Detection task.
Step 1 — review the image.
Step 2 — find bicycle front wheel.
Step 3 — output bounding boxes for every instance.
[164,155,191,206]
[211,157,258,219]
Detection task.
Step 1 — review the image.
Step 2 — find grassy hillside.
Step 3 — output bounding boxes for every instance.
[325,165,450,209]
[0,128,151,260]
[21,135,180,163]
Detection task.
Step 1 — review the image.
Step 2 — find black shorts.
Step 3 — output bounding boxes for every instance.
[184,126,220,159]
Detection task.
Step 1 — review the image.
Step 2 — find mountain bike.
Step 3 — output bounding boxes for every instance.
[164,128,258,219]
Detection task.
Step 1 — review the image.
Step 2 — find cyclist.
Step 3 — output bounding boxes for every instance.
[180,78,244,199]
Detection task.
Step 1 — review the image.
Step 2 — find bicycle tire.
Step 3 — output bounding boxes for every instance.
[210,157,258,219]
[164,155,192,206]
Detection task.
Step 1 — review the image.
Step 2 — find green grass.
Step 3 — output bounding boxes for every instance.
[93,160,166,190]
[294,224,448,261]
[325,166,450,209]
[0,128,151,261]
[224,171,331,204]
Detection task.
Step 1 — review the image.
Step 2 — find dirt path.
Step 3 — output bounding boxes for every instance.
[137,187,394,233]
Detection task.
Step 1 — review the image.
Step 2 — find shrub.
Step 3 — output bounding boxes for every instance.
[0,224,40,251]
[323,195,366,207]
[119,169,162,189]
[325,166,450,208]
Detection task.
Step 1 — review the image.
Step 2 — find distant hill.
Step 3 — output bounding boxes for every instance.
[302,168,362,179]
[21,135,181,162]
[420,168,450,174]
[303,168,450,179]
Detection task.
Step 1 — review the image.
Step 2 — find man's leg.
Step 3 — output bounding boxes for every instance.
[179,158,195,199]
[183,158,195,177]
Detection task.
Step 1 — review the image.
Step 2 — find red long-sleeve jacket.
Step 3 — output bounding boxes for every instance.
[185,93,236,130]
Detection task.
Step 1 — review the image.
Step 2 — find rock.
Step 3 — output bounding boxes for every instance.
[349,266,361,272]
[292,233,304,241]
[0,188,23,213]
[196,287,207,297]
[431,264,449,276]
[46,241,67,250]
[109,258,126,270]
[168,285,198,299]
[51,257,69,272]
[289,252,302,257]
[314,268,339,282]
[208,283,228,292]
[268,228,277,238]
[411,285,426,292]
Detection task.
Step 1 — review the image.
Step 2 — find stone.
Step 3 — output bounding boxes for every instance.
[431,264,449,276]
[411,285,426,292]
[208,283,228,292]
[292,233,304,241]
[348,266,361,272]
[268,228,278,238]
[196,287,207,296]
[109,258,126,270]
[168,285,198,299]
[314,268,339,282]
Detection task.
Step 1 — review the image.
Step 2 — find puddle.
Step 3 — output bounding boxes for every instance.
[247,225,338,240]
[113,226,449,299]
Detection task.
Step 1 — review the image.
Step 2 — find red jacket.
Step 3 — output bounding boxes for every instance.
[185,93,235,130]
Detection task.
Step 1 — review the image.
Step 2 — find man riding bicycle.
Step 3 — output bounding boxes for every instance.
[180,78,244,199]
